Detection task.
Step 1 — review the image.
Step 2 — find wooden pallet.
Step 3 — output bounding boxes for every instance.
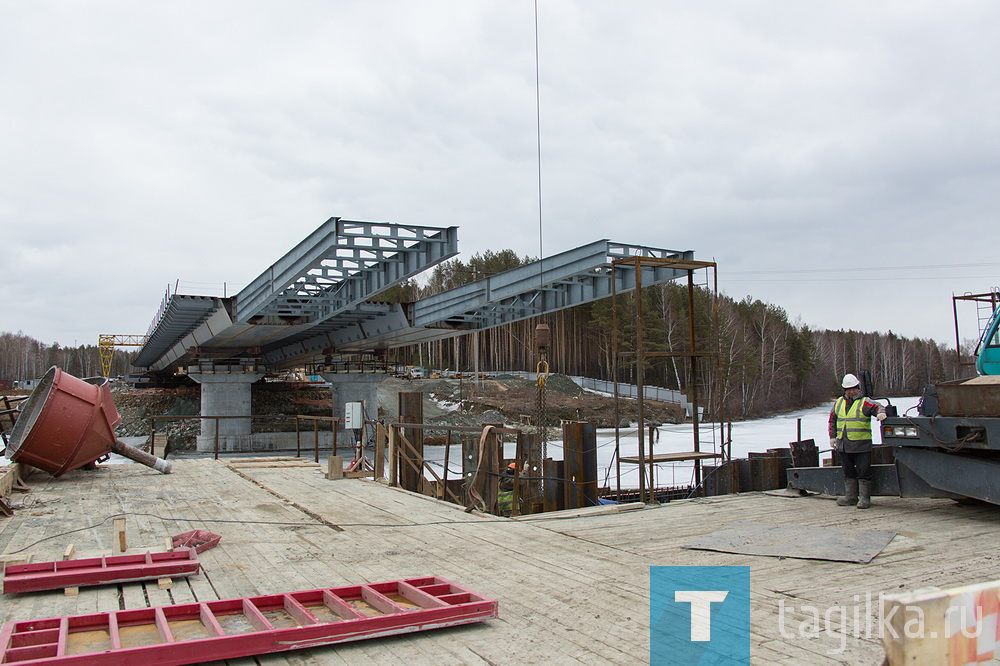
[3,549,200,595]
[0,577,497,664]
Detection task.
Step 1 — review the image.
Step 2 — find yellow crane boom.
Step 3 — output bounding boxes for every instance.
[98,334,148,378]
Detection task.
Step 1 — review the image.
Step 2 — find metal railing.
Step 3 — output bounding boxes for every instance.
[147,414,343,461]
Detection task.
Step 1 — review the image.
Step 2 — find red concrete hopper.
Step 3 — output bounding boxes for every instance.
[6,366,171,476]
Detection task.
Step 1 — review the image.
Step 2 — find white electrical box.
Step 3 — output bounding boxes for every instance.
[344,402,363,430]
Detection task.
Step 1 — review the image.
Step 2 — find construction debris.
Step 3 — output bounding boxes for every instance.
[170,530,221,554]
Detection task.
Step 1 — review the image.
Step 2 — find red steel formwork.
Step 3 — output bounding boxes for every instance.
[0,577,497,664]
[3,549,201,595]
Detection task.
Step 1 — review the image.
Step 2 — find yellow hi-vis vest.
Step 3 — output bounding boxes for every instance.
[835,396,872,442]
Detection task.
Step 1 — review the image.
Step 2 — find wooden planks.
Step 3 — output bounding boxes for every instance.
[4,458,1000,665]
[0,463,32,503]
[111,517,127,554]
[880,579,1000,665]
[511,501,646,521]
[152,434,168,459]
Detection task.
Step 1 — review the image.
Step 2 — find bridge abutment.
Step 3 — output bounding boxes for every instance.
[188,366,265,453]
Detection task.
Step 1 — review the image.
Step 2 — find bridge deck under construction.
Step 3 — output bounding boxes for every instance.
[133,217,699,372]
[2,460,998,664]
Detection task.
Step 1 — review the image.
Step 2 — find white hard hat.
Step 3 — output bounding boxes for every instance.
[842,373,860,389]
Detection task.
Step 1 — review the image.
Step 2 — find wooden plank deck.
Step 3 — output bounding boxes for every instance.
[2,459,999,664]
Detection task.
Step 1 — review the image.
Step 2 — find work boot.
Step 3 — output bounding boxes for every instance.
[857,480,872,509]
[837,478,858,506]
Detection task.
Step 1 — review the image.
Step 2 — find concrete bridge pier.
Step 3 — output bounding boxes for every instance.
[321,373,383,446]
[188,366,265,453]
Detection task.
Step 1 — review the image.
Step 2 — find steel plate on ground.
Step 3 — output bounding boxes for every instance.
[681,521,896,564]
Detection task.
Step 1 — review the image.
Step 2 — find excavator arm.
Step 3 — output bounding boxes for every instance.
[976,305,1000,375]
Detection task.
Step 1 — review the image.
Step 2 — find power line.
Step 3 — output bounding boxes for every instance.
[725,274,1000,283]
[727,261,1000,276]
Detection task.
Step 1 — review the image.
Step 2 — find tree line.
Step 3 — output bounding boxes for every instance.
[0,331,137,384]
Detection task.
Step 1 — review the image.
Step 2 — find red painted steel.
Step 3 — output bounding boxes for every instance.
[170,530,221,554]
[3,549,200,594]
[5,367,121,476]
[0,576,497,664]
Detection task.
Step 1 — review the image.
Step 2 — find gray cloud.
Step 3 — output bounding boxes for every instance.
[2,1,998,348]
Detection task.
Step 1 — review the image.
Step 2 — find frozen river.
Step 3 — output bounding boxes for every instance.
[419,395,921,492]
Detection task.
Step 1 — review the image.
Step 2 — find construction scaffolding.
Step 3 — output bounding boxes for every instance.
[610,256,721,504]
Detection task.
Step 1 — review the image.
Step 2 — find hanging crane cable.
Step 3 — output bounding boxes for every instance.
[534,0,543,281]
[532,0,549,466]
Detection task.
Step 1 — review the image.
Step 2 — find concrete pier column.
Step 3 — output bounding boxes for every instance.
[321,373,383,446]
[188,367,264,453]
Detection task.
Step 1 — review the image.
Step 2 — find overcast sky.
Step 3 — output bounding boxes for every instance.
[3,1,999,353]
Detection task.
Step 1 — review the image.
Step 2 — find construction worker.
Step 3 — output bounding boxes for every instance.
[497,462,516,516]
[829,373,886,509]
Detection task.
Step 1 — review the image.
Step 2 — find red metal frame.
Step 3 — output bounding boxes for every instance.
[3,549,200,595]
[170,530,221,554]
[0,576,497,665]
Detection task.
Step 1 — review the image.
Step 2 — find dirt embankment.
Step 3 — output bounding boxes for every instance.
[385,374,685,429]
[111,374,685,452]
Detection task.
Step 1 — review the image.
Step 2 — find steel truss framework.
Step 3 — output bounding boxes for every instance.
[235,219,458,322]
[134,218,698,372]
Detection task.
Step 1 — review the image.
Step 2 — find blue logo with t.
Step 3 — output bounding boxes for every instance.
[650,566,751,664]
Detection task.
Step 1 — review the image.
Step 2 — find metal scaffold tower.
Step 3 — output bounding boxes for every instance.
[610,256,721,504]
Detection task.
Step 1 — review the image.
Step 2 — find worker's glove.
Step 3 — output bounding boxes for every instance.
[877,411,887,422]
[829,437,840,451]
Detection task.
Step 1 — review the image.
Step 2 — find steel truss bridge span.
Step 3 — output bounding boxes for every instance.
[133,218,695,373]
